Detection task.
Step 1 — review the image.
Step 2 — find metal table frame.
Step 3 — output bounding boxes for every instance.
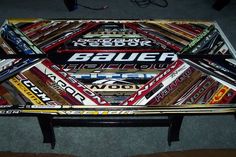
[37,115,184,149]
[1,113,236,149]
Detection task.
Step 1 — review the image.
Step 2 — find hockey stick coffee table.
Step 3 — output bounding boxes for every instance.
[0,19,236,148]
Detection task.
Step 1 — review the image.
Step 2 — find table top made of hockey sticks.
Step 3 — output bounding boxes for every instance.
[0,18,236,116]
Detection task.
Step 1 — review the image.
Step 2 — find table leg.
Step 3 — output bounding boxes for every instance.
[168,115,184,146]
[37,115,56,149]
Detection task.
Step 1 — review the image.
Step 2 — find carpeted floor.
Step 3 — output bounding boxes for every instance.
[0,0,236,157]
